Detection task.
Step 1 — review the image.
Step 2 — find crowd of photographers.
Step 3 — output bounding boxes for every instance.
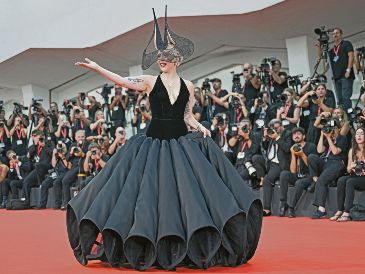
[0,27,365,220]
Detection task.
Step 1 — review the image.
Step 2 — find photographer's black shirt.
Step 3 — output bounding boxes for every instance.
[212,89,228,116]
[11,130,27,156]
[329,40,355,80]
[54,157,69,174]
[88,154,110,175]
[87,105,100,122]
[308,96,336,120]
[244,79,260,107]
[232,138,260,164]
[110,96,126,127]
[323,135,348,162]
[271,72,288,101]
[296,142,316,175]
[28,144,53,165]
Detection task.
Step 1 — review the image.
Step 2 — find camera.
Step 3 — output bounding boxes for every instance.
[279,93,288,103]
[80,92,86,101]
[230,96,241,109]
[241,125,249,133]
[140,105,146,112]
[56,141,66,154]
[74,109,81,115]
[356,47,365,58]
[314,26,334,45]
[0,100,3,110]
[354,161,365,176]
[201,78,211,91]
[320,117,340,134]
[287,74,303,87]
[101,84,113,102]
[215,113,227,127]
[13,102,28,114]
[0,121,4,128]
[292,144,302,152]
[91,150,98,156]
[244,162,257,178]
[231,71,243,93]
[73,147,80,154]
[347,107,365,125]
[267,127,276,136]
[32,98,43,112]
[260,57,277,72]
[308,93,319,101]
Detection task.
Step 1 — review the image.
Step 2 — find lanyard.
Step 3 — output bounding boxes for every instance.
[94,159,100,171]
[284,104,291,116]
[334,43,341,56]
[37,145,43,157]
[241,141,247,152]
[317,105,322,116]
[97,127,102,136]
[236,109,242,123]
[16,129,22,139]
[0,134,3,143]
[61,127,67,139]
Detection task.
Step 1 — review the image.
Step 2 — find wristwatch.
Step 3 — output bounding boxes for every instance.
[346,68,350,72]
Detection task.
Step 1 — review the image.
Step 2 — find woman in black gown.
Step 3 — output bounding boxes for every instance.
[66,7,263,270]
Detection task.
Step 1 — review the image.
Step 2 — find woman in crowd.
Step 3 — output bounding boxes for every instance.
[331,127,365,222]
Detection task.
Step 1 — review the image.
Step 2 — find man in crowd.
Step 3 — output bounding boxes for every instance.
[242,63,261,108]
[328,27,355,110]
[278,127,316,217]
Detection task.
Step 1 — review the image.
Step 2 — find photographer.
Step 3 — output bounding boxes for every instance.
[242,63,261,108]
[210,113,233,160]
[314,107,350,137]
[34,114,54,138]
[257,119,293,216]
[61,129,88,209]
[7,104,29,129]
[206,78,229,116]
[132,97,151,134]
[54,114,73,148]
[328,28,355,110]
[81,143,110,189]
[109,85,128,132]
[9,116,27,157]
[0,119,11,163]
[5,151,31,202]
[278,127,316,217]
[250,91,275,132]
[22,130,54,207]
[28,100,48,127]
[228,119,263,188]
[70,106,91,137]
[331,127,365,222]
[297,84,336,143]
[308,121,347,219]
[38,141,70,209]
[89,110,109,137]
[108,127,127,155]
[77,93,101,122]
[276,88,300,130]
[49,102,60,128]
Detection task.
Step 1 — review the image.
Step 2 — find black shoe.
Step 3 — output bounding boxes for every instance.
[279,202,288,217]
[288,207,296,218]
[60,205,67,211]
[307,182,315,193]
[311,209,327,219]
[263,210,272,217]
[36,205,46,210]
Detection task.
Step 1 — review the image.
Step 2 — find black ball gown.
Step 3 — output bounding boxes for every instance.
[66,75,263,270]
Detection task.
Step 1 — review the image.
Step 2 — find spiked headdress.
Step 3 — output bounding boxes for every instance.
[141,6,194,70]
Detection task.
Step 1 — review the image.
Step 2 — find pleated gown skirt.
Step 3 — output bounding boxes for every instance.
[66,132,263,270]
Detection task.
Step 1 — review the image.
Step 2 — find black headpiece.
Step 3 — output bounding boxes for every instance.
[141,6,194,70]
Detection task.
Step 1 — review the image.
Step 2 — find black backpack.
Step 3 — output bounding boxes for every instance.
[350,204,365,221]
[6,199,29,210]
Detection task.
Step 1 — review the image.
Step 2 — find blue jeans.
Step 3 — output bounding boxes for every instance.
[335,78,353,110]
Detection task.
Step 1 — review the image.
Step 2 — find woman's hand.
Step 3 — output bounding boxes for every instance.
[75,58,99,71]
[199,125,211,138]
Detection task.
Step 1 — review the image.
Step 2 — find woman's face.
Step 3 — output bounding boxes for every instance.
[97,112,104,120]
[157,60,176,73]
[315,85,327,97]
[355,128,365,144]
[332,108,343,119]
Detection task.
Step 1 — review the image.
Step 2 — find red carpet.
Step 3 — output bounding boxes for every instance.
[1,210,365,274]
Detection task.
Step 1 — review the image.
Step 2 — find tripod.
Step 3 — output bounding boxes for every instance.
[312,42,338,106]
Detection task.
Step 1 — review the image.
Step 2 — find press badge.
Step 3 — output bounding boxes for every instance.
[303,110,310,117]
[0,143,4,148]
[333,56,339,62]
[113,106,119,111]
[34,156,40,163]
[237,152,245,159]
[140,123,146,129]
[17,140,23,145]
[282,119,289,126]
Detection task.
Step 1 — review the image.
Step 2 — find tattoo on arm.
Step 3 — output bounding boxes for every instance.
[127,77,144,84]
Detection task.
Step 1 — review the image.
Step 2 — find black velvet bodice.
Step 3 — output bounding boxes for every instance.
[146,75,190,140]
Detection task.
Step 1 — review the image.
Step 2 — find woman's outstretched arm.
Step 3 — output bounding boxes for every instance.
[75,58,154,92]
[183,80,211,138]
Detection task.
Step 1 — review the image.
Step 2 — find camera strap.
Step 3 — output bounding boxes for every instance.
[15,129,22,140]
[333,42,341,56]
[61,127,67,139]
[317,106,322,116]
[240,141,247,152]
[37,145,43,157]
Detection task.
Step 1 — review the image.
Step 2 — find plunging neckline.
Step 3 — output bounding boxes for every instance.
[159,75,182,106]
